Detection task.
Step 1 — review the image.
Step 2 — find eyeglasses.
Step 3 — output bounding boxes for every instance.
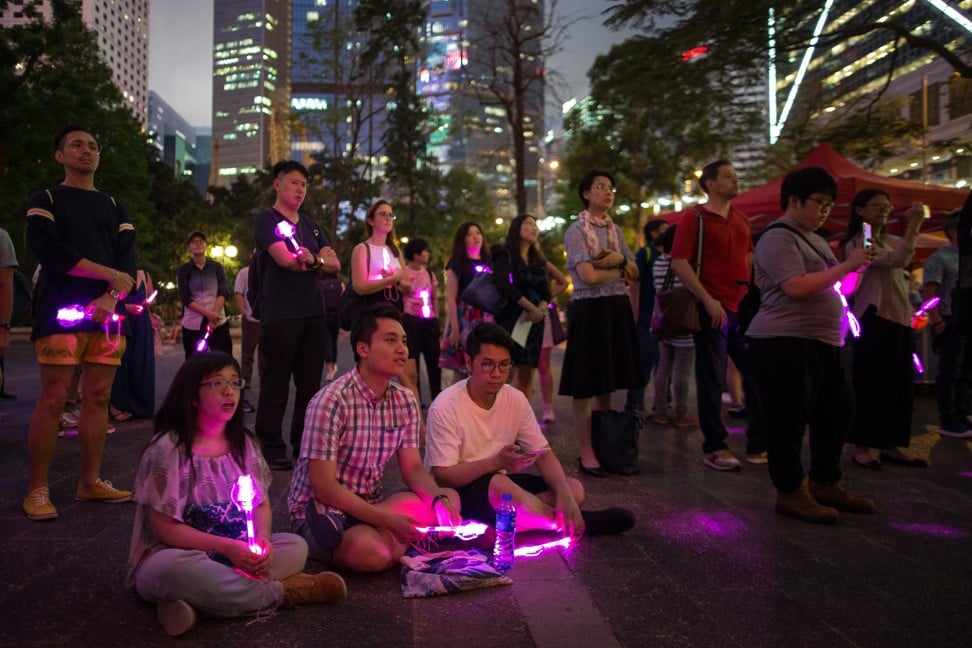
[479,360,513,374]
[594,183,617,193]
[866,202,892,212]
[200,378,246,391]
[805,196,835,212]
[375,211,396,220]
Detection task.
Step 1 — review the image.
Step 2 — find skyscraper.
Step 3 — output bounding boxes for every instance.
[0,0,149,125]
[212,0,291,183]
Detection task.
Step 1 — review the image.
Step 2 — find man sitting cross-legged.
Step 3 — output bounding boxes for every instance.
[288,303,461,572]
[425,321,635,537]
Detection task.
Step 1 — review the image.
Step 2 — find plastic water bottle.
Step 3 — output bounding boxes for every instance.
[493,493,516,571]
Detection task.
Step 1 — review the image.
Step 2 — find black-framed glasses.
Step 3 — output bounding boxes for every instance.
[806,196,834,212]
[200,378,246,391]
[480,360,513,374]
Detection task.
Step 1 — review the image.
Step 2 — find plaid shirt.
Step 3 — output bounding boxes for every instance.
[287,367,420,521]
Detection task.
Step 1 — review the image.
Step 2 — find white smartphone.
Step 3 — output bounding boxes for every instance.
[922,205,931,219]
[862,222,873,248]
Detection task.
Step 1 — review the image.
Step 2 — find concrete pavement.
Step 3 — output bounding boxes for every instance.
[0,333,970,647]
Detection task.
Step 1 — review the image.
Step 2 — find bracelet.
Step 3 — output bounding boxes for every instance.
[431,494,450,511]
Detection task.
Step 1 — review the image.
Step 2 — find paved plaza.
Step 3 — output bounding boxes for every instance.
[0,331,970,647]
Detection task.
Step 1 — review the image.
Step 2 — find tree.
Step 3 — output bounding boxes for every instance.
[0,0,154,276]
[465,0,572,214]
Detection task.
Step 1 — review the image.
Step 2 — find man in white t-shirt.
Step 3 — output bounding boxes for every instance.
[425,322,634,537]
[233,250,261,413]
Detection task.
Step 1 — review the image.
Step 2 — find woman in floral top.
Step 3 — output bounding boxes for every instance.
[126,352,346,637]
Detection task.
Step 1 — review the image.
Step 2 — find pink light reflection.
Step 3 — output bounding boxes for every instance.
[890,522,969,539]
[655,510,749,538]
[513,536,572,558]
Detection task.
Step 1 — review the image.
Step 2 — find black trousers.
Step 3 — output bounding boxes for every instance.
[403,313,442,399]
[255,316,328,461]
[182,322,232,359]
[848,309,914,449]
[748,336,851,492]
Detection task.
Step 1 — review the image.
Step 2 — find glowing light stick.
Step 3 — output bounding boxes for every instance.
[56,305,124,346]
[274,220,301,251]
[232,474,264,555]
[382,247,391,271]
[513,536,572,558]
[911,296,940,331]
[195,322,213,353]
[415,521,489,541]
[418,288,432,318]
[131,289,159,315]
[913,353,925,374]
[833,281,860,338]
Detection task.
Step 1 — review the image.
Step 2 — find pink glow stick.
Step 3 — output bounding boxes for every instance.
[233,474,263,555]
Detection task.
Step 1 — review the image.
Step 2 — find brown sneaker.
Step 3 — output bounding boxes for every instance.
[775,478,839,524]
[673,415,700,428]
[23,487,59,521]
[808,480,875,514]
[281,571,347,607]
[75,478,132,503]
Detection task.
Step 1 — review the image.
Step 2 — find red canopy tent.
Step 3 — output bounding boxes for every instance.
[732,143,968,240]
[656,144,967,259]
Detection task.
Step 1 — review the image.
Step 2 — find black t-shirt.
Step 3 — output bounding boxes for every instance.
[26,185,136,339]
[253,207,330,325]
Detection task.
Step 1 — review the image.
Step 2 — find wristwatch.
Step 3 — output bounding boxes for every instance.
[618,256,628,270]
[108,289,122,299]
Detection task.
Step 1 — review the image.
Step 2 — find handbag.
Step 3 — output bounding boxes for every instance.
[591,410,640,475]
[460,269,507,316]
[651,211,704,340]
[547,303,567,345]
[337,244,402,330]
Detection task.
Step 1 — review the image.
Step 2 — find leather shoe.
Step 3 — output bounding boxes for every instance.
[581,507,635,535]
[852,456,882,470]
[878,452,928,468]
[577,458,608,478]
[268,457,294,471]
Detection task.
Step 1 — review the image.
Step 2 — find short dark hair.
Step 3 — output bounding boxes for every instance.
[845,187,890,246]
[465,321,515,360]
[699,160,732,195]
[779,166,837,211]
[659,225,677,254]
[578,169,615,208]
[272,160,309,180]
[942,210,959,236]
[643,219,667,241]
[403,237,429,261]
[350,302,403,363]
[54,125,97,151]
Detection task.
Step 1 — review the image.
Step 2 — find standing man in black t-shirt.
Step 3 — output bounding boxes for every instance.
[23,125,137,521]
[254,161,340,470]
[177,230,233,358]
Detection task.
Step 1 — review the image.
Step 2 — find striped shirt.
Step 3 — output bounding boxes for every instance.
[287,367,420,521]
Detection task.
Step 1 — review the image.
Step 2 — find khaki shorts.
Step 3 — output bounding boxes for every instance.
[35,331,127,366]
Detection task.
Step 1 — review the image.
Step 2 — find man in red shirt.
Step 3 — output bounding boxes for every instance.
[670,160,765,471]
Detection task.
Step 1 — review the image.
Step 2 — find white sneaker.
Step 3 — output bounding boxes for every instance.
[542,405,555,422]
[703,450,741,471]
[157,600,196,636]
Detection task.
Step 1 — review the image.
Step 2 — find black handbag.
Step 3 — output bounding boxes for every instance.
[591,410,640,475]
[460,269,507,315]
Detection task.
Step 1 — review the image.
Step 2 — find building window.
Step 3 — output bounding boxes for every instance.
[949,76,972,120]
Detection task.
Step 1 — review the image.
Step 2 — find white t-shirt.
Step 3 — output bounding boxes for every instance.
[424,379,549,470]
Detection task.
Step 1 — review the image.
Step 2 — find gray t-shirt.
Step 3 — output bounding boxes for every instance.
[0,227,17,269]
[746,225,846,347]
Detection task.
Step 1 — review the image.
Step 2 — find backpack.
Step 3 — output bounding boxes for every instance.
[319,275,344,312]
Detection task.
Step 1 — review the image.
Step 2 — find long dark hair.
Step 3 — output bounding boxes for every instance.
[364,199,400,257]
[151,352,253,472]
[449,221,491,266]
[845,189,890,247]
[504,214,546,270]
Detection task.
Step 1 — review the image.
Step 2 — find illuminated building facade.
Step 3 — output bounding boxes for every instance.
[0,0,149,125]
[212,0,290,182]
[769,0,972,186]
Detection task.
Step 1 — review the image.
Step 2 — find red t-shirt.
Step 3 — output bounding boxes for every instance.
[670,204,752,312]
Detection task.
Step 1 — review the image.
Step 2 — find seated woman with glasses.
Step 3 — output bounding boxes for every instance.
[558,170,641,478]
[843,189,928,470]
[126,352,346,637]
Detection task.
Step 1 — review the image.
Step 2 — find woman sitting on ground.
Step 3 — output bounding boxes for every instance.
[125,352,346,637]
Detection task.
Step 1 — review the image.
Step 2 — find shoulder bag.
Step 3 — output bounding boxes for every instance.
[651,211,703,339]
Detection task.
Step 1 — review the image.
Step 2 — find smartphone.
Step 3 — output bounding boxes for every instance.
[862,222,873,248]
[922,204,931,219]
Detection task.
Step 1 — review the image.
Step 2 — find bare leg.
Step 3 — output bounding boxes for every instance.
[486,473,585,533]
[76,363,117,486]
[512,365,535,401]
[538,347,553,408]
[27,364,76,491]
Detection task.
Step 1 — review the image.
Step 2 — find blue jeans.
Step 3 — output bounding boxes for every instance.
[625,319,659,411]
[692,309,765,455]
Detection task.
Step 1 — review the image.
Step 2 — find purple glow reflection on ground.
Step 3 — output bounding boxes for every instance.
[656,510,748,537]
[726,426,746,436]
[957,471,972,478]
[890,522,969,539]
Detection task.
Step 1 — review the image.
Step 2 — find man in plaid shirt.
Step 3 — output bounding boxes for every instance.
[288,304,460,571]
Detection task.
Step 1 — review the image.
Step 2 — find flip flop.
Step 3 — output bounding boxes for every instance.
[110,408,133,422]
